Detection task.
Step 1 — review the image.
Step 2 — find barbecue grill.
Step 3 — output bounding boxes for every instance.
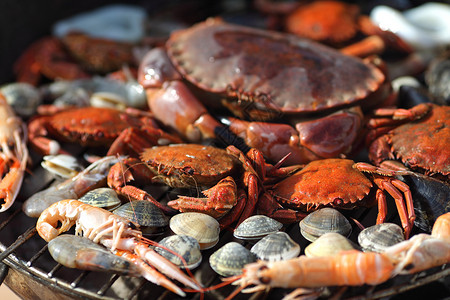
[0,0,449,299]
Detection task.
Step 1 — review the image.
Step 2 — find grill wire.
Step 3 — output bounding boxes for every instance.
[0,127,448,300]
[0,174,449,300]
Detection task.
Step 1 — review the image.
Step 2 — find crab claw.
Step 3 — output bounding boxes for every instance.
[167,176,238,219]
[222,107,364,165]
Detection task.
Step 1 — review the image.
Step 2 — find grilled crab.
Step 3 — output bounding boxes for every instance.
[367,103,450,182]
[107,143,296,228]
[138,18,392,165]
[284,0,413,57]
[27,106,181,156]
[257,158,416,238]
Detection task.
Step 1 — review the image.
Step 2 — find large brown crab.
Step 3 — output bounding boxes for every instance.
[367,103,450,182]
[138,18,392,165]
[257,158,415,238]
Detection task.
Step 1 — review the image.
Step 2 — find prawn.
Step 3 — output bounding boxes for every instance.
[0,93,29,212]
[36,199,202,296]
[234,250,394,292]
[384,212,450,275]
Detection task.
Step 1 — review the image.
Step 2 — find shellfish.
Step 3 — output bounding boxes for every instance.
[169,212,220,250]
[154,235,202,270]
[250,232,300,262]
[209,242,256,277]
[233,215,283,241]
[299,208,352,242]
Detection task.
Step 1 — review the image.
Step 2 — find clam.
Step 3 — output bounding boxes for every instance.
[0,82,42,117]
[209,242,256,277]
[113,200,169,235]
[154,235,202,269]
[41,154,84,179]
[250,232,300,262]
[358,223,405,253]
[299,208,352,242]
[234,215,283,241]
[304,232,357,257]
[79,187,121,211]
[169,212,220,250]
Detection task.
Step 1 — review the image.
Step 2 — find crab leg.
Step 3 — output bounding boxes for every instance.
[167,176,238,219]
[355,163,415,238]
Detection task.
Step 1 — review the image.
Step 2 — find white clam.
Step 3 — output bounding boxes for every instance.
[52,4,148,43]
[370,3,450,51]
[41,154,84,179]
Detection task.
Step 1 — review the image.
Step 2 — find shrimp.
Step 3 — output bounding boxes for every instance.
[384,212,450,275]
[23,155,119,217]
[36,199,202,295]
[0,93,29,212]
[234,250,394,292]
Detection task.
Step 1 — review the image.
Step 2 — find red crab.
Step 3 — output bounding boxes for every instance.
[367,103,450,182]
[14,33,136,86]
[27,106,181,156]
[107,144,297,228]
[284,0,413,58]
[14,36,90,86]
[257,158,415,238]
[138,18,392,165]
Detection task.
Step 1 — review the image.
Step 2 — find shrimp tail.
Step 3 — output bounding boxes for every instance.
[115,249,187,297]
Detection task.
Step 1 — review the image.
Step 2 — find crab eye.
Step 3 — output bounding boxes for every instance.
[333,198,343,206]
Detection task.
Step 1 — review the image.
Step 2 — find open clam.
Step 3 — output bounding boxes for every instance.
[299,207,352,242]
[113,200,169,235]
[209,242,256,277]
[250,232,300,262]
[234,215,283,241]
[304,232,357,257]
[358,223,405,253]
[154,235,202,269]
[41,154,84,179]
[169,212,220,250]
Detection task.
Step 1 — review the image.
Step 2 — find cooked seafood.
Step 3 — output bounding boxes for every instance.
[36,199,202,295]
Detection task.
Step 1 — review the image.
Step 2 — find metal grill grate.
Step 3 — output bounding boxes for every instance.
[0,194,449,300]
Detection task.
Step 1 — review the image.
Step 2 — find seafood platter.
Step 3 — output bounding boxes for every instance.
[0,0,449,299]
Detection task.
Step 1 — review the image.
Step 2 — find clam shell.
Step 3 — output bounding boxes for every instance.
[358,223,405,253]
[250,232,300,262]
[113,200,169,235]
[299,208,352,242]
[169,212,220,250]
[154,235,202,269]
[209,242,256,277]
[234,215,283,241]
[304,232,357,257]
[79,188,121,211]
[41,154,84,179]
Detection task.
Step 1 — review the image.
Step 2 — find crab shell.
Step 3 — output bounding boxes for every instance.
[285,0,361,44]
[270,158,374,211]
[28,107,159,148]
[140,144,240,188]
[369,104,450,180]
[166,18,385,116]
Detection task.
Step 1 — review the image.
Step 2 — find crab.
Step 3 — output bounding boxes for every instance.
[284,0,413,58]
[14,33,136,86]
[138,18,393,165]
[107,143,297,228]
[27,106,182,156]
[256,158,416,238]
[14,36,90,86]
[366,103,450,182]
